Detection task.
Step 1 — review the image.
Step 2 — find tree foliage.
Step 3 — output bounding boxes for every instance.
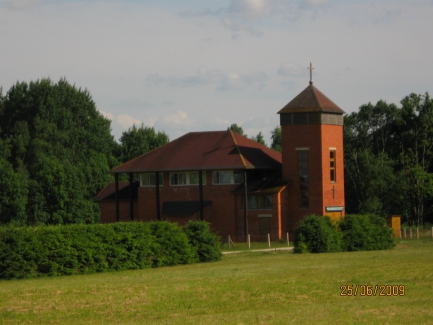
[344,93,433,225]
[251,131,266,146]
[116,123,169,164]
[270,126,281,152]
[0,78,118,225]
[228,123,245,136]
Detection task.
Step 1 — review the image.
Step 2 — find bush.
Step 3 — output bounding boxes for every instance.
[339,215,395,251]
[293,214,396,254]
[0,221,207,280]
[148,221,196,267]
[183,221,221,262]
[294,215,342,253]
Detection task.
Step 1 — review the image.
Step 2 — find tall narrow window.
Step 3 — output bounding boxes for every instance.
[298,150,309,208]
[330,150,336,182]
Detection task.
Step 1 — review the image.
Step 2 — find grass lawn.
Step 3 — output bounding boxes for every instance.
[1,239,432,325]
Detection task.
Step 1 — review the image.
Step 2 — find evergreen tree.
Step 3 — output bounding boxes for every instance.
[270,126,281,152]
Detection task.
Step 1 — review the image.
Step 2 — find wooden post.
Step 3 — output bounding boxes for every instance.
[287,232,290,246]
[199,170,204,221]
[228,235,231,249]
[129,173,134,221]
[244,170,248,242]
[410,228,412,239]
[248,234,250,249]
[268,233,271,248]
[404,227,406,239]
[155,172,161,221]
[115,173,119,222]
[417,227,419,239]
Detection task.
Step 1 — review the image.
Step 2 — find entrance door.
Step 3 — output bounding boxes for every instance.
[325,211,342,221]
[259,217,271,242]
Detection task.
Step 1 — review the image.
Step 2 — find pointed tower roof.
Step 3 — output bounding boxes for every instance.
[278,83,345,114]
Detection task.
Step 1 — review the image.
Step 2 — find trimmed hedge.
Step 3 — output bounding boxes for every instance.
[183,220,222,262]
[0,221,221,280]
[294,214,395,253]
[294,215,342,253]
[339,214,395,251]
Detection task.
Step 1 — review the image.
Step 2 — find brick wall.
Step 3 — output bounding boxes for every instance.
[99,172,286,241]
[100,200,138,223]
[281,122,345,233]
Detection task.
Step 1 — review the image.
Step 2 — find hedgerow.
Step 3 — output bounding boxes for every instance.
[339,214,395,251]
[294,214,395,253]
[293,215,342,253]
[0,221,221,280]
[183,220,222,262]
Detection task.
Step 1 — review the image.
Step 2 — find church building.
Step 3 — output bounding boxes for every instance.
[95,71,345,240]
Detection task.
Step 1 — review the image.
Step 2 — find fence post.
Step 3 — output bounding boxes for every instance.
[410,228,412,239]
[228,235,231,249]
[268,233,271,248]
[248,234,250,249]
[404,227,406,239]
[287,232,290,247]
[417,227,419,239]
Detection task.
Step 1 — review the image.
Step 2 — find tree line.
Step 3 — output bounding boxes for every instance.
[0,78,432,226]
[0,78,167,225]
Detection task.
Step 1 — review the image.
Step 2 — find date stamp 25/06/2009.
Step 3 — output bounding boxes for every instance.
[340,285,405,296]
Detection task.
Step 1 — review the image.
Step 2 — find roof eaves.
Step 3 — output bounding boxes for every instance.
[229,130,247,168]
[110,165,264,174]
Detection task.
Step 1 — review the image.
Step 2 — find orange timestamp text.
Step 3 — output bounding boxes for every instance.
[340,284,405,296]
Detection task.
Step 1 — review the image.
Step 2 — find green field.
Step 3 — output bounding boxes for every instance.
[1,239,432,325]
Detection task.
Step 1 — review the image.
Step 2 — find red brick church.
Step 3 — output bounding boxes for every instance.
[96,75,345,240]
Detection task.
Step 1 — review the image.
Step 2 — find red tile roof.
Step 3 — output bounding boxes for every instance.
[111,130,282,173]
[278,84,345,114]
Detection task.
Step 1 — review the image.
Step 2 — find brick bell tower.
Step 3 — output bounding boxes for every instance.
[278,63,345,232]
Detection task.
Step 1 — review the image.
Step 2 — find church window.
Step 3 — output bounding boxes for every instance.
[141,173,163,187]
[242,195,273,209]
[234,171,244,183]
[170,172,206,186]
[330,150,336,182]
[298,150,309,208]
[189,171,206,185]
[213,170,244,184]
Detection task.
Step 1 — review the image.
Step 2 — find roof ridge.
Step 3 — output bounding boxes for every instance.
[309,84,320,108]
[229,130,247,168]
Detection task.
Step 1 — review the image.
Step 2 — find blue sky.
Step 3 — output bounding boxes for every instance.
[1,0,433,145]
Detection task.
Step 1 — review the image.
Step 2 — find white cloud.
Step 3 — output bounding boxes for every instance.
[146,68,268,91]
[117,114,141,129]
[222,17,264,37]
[161,110,189,125]
[227,0,274,18]
[0,0,44,9]
[98,109,114,121]
[277,62,305,77]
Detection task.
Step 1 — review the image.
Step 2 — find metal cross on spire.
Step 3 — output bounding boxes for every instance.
[308,62,314,85]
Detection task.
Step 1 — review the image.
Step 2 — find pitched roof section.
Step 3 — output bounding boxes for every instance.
[278,84,345,114]
[94,181,139,202]
[111,130,282,173]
